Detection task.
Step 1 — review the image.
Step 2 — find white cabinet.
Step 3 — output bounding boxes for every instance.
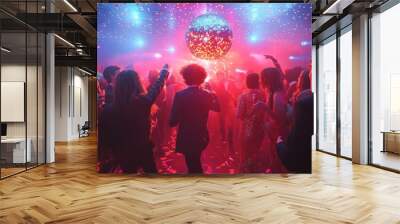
[1,138,32,163]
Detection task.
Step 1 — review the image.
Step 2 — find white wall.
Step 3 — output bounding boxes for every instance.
[55,67,89,141]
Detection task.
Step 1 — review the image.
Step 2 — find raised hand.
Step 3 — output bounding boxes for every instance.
[162,64,169,71]
[264,55,276,61]
[276,136,284,144]
[160,64,170,78]
[264,55,283,75]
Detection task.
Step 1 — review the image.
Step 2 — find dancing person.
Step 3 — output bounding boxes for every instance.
[102,65,120,106]
[285,66,303,84]
[264,55,284,79]
[258,55,289,137]
[162,74,184,148]
[253,55,289,173]
[286,81,298,106]
[288,69,311,125]
[236,73,266,172]
[97,72,107,110]
[98,64,169,173]
[169,64,220,173]
[212,71,236,144]
[147,70,167,156]
[148,70,166,108]
[277,81,313,173]
[294,69,311,100]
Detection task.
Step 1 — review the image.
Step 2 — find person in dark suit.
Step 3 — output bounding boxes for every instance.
[98,64,169,173]
[169,64,220,173]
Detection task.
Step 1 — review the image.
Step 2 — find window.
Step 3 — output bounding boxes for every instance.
[370,3,400,171]
[317,36,337,154]
[339,28,352,158]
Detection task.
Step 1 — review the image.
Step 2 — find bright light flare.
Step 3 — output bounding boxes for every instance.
[235,68,247,73]
[167,46,175,54]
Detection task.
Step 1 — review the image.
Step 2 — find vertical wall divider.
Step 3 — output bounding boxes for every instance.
[0,21,2,179]
[367,11,373,165]
[36,0,39,168]
[69,69,71,118]
[336,28,341,157]
[73,68,75,118]
[60,68,62,117]
[315,44,320,151]
[44,0,47,165]
[25,0,28,171]
[44,32,47,164]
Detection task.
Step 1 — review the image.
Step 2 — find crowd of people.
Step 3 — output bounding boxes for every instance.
[97,55,313,174]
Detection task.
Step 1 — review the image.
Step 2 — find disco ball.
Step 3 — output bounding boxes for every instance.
[185,14,233,60]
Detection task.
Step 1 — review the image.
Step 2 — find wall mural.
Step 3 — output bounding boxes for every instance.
[97,3,313,174]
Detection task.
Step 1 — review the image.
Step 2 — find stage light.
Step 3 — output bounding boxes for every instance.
[134,38,145,48]
[154,53,162,58]
[250,6,259,22]
[132,11,141,26]
[167,46,175,54]
[249,34,259,43]
[301,40,310,46]
[235,68,247,73]
[128,5,142,26]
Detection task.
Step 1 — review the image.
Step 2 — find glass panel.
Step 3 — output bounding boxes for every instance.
[27,30,38,168]
[371,4,400,171]
[0,1,46,178]
[317,36,337,154]
[38,32,45,165]
[339,29,352,158]
[1,30,28,177]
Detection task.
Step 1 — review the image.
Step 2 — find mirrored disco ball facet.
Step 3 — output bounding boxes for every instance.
[185,14,233,60]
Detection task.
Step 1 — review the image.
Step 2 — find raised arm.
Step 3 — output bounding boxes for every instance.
[144,64,169,104]
[265,55,284,77]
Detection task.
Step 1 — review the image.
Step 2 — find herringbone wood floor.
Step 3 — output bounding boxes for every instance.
[1,135,400,224]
